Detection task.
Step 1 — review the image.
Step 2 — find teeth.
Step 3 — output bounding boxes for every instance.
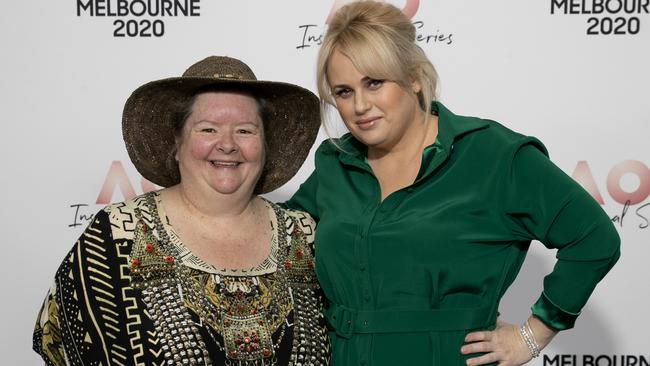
[211,161,239,167]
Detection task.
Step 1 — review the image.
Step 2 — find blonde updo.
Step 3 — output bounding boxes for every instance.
[316,0,438,134]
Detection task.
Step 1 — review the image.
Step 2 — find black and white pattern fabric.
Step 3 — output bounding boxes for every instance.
[33,191,330,366]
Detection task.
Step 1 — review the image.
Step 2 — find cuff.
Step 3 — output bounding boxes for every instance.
[531,292,580,330]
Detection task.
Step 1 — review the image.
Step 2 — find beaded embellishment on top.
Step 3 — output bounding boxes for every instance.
[126,192,329,366]
[130,205,212,366]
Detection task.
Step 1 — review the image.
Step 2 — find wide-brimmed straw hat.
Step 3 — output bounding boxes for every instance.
[122,56,320,193]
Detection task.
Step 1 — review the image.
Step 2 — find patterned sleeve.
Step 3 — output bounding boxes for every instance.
[291,209,317,248]
[32,208,128,365]
[33,281,66,366]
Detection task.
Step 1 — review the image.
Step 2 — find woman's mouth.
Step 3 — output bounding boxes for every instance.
[356,117,379,130]
[210,160,241,167]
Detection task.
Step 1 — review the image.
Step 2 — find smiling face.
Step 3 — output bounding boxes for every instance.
[175,91,265,197]
[327,49,423,152]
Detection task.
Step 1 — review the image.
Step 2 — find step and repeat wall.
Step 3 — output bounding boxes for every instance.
[2,0,648,365]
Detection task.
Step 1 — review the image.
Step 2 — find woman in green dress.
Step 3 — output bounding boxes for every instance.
[284,2,620,365]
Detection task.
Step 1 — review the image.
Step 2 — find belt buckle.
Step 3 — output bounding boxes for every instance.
[328,305,354,339]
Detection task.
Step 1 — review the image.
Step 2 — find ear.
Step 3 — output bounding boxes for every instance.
[173,137,181,162]
[411,78,422,94]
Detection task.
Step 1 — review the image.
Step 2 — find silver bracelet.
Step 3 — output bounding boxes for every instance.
[519,320,541,358]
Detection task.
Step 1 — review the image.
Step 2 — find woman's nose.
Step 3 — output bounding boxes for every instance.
[216,133,237,153]
[354,91,371,114]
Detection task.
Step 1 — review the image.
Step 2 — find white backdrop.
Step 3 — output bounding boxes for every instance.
[1,1,648,365]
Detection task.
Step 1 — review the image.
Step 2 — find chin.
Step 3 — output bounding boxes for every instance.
[355,135,388,149]
[211,178,261,196]
[213,188,240,195]
[208,180,244,195]
[349,130,375,144]
[351,124,393,145]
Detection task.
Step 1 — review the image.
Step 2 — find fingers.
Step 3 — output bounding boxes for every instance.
[465,351,499,366]
[461,325,530,366]
[461,336,498,366]
[464,331,492,343]
[461,340,493,355]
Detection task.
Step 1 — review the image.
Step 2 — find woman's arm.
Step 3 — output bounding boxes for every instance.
[281,169,321,221]
[502,141,620,329]
[33,209,119,366]
[463,140,620,365]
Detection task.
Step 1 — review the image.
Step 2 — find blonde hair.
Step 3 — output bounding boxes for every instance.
[316,0,438,137]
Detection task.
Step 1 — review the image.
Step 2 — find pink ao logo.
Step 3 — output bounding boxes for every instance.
[94,159,650,206]
[572,160,650,205]
[71,159,648,230]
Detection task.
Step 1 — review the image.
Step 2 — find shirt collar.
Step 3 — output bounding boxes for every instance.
[433,101,488,150]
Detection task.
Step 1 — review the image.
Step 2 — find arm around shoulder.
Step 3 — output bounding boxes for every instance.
[282,170,320,221]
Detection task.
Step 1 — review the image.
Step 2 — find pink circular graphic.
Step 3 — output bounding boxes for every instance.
[606,160,650,205]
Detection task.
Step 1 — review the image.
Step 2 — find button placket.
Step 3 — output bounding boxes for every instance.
[358,202,381,310]
[352,169,383,364]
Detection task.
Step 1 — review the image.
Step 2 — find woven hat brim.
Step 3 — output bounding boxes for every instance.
[122,77,320,193]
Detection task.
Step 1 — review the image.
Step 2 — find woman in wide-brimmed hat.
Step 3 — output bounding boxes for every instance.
[33,56,330,366]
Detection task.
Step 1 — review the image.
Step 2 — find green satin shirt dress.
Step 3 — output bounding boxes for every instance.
[285,102,620,366]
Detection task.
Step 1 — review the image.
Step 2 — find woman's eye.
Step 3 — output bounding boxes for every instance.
[334,88,352,98]
[200,128,216,133]
[237,129,253,134]
[367,79,384,89]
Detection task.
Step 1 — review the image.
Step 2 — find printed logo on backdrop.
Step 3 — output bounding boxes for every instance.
[572,160,650,230]
[550,0,649,35]
[69,159,650,230]
[543,354,650,365]
[297,0,454,50]
[76,0,201,37]
[68,161,159,228]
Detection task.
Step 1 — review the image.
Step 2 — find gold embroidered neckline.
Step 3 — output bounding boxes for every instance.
[151,191,281,276]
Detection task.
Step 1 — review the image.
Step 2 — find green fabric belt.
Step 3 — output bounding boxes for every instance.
[325,303,495,338]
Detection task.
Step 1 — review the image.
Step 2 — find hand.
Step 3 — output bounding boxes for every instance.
[460,320,532,366]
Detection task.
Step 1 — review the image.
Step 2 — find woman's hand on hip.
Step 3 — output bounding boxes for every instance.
[460,317,557,366]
